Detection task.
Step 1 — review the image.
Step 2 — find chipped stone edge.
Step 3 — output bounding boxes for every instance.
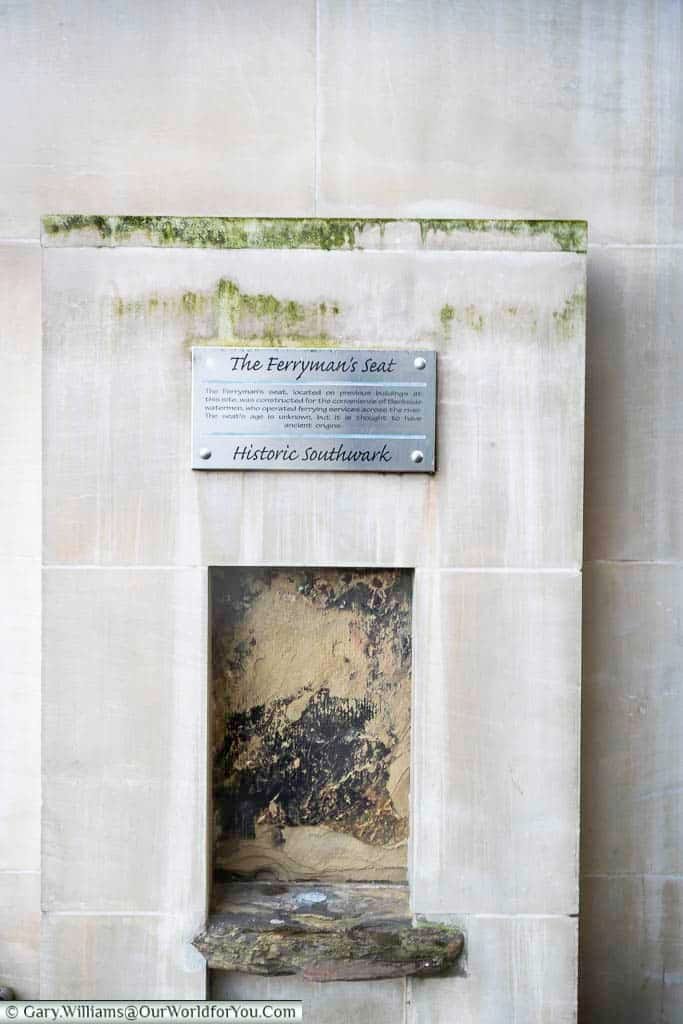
[40,216,588,253]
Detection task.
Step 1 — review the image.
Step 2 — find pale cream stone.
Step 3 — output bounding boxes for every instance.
[0,244,41,560]
[40,913,206,999]
[0,872,40,998]
[212,971,405,1024]
[216,824,406,883]
[582,562,683,877]
[0,560,40,872]
[39,225,584,1004]
[411,569,581,915]
[580,876,683,1024]
[43,245,584,569]
[0,1,315,239]
[317,0,682,245]
[408,914,577,1024]
[584,246,683,561]
[0,244,41,876]
[42,568,207,914]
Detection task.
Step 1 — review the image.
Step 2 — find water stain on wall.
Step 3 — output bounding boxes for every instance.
[211,567,412,883]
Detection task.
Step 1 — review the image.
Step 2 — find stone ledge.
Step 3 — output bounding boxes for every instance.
[40,216,587,253]
[193,882,464,982]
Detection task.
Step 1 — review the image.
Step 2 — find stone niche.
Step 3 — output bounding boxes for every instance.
[211,567,412,884]
[199,566,464,982]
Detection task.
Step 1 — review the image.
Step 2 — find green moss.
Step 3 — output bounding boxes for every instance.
[464,306,484,332]
[42,215,587,253]
[43,215,247,248]
[418,218,587,252]
[182,291,205,314]
[113,275,342,347]
[438,303,484,335]
[545,220,588,253]
[552,288,586,337]
[43,216,387,251]
[440,304,455,328]
[213,277,331,341]
[44,214,113,238]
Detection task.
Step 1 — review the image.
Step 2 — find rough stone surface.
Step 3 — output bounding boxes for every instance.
[194,882,463,980]
[212,568,411,882]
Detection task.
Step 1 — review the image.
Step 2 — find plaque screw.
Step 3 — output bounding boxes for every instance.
[199,448,212,460]
[414,356,427,370]
[411,450,424,464]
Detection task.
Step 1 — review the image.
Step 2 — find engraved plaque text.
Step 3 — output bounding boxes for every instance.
[192,347,436,472]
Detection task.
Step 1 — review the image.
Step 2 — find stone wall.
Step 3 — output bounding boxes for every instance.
[36,218,583,1017]
[1,2,681,1020]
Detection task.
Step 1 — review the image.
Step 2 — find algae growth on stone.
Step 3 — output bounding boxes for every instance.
[42,215,587,252]
[211,568,412,883]
[110,276,343,348]
[552,287,586,338]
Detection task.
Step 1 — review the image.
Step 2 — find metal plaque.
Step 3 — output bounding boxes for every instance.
[192,347,436,472]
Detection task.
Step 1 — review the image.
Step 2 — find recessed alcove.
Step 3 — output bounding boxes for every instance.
[194,566,463,981]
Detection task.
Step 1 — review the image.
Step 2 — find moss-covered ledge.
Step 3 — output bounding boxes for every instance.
[41,215,587,253]
[193,882,464,982]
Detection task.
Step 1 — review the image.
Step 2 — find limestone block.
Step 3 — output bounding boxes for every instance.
[0,873,40,999]
[0,243,42,873]
[0,560,40,872]
[0,0,315,238]
[212,970,405,1024]
[582,562,683,877]
[43,240,584,569]
[411,569,581,915]
[408,913,577,1024]
[584,246,683,561]
[580,876,683,1023]
[40,913,206,999]
[317,0,682,245]
[0,244,41,560]
[42,568,207,913]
